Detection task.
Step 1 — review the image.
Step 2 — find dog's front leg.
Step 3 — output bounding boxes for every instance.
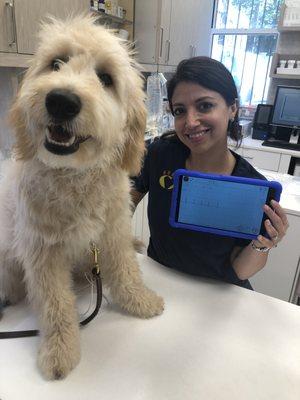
[100,211,164,318]
[24,246,80,380]
[103,246,164,318]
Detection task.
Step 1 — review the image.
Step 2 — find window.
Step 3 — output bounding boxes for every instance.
[211,0,283,105]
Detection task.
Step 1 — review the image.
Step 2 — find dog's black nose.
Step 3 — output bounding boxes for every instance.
[45,89,81,121]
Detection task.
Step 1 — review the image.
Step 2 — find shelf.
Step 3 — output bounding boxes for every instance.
[270,73,300,80]
[0,53,31,68]
[270,53,300,80]
[278,26,300,32]
[278,4,300,32]
[90,9,132,25]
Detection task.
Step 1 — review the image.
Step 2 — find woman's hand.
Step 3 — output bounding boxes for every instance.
[253,200,289,250]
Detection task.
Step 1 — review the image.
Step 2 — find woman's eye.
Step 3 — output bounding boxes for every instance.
[197,102,213,112]
[173,107,185,116]
[97,73,113,87]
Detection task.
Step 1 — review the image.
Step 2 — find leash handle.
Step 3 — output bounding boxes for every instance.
[0,244,102,339]
[0,273,102,339]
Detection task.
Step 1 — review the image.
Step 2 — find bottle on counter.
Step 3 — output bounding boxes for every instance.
[104,0,112,14]
[98,0,105,12]
[145,72,167,138]
[111,0,118,16]
[91,0,98,11]
[162,97,174,132]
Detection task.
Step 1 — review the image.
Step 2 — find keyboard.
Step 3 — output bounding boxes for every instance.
[262,140,300,151]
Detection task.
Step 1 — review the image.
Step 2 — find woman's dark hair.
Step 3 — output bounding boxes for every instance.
[167,56,242,144]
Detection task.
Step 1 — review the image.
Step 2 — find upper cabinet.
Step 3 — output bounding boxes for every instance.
[0,0,17,53]
[0,0,90,67]
[167,0,213,66]
[14,0,90,54]
[134,0,214,71]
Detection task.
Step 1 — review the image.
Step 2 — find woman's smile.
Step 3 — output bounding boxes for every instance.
[185,128,211,143]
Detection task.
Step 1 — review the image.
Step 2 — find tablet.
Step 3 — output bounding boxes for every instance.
[169,169,282,240]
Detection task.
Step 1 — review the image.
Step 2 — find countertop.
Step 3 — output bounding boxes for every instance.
[231,136,300,157]
[0,254,300,399]
[258,169,300,216]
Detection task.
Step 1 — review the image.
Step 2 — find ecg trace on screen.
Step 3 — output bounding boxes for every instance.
[178,177,268,235]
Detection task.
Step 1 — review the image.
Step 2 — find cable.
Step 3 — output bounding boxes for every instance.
[0,269,102,339]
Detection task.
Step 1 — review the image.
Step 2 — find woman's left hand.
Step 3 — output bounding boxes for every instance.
[253,200,289,249]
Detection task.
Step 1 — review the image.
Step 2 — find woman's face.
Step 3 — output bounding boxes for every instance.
[171,82,237,155]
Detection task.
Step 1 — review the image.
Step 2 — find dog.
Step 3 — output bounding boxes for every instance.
[0,15,164,380]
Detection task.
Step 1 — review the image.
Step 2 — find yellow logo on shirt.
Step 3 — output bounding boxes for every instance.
[159,170,174,190]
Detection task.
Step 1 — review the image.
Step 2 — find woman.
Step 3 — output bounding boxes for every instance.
[131,57,289,289]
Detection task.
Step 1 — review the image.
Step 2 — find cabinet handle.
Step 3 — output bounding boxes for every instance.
[165,40,170,63]
[5,1,16,47]
[159,27,164,58]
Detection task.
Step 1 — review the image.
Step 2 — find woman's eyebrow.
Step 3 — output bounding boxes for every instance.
[195,96,215,102]
[172,96,215,107]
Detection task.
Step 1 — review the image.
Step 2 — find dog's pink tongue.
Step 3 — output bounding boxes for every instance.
[48,125,72,143]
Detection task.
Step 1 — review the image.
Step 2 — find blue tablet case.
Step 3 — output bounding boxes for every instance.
[169,169,282,240]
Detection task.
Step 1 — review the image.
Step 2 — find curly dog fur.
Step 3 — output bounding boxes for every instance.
[0,15,164,380]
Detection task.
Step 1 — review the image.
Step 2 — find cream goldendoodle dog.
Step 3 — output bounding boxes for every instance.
[0,15,164,380]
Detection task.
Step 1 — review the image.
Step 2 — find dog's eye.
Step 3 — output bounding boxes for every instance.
[51,59,64,71]
[97,73,113,87]
[51,58,68,71]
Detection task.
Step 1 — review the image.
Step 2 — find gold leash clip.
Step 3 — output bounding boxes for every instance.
[90,242,100,275]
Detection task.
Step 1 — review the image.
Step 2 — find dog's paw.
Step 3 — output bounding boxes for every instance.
[38,334,81,380]
[121,287,164,318]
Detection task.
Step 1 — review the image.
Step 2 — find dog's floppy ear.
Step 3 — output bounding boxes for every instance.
[9,78,35,161]
[121,76,147,176]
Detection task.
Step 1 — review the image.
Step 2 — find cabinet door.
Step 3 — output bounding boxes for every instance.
[134,0,159,64]
[132,194,150,246]
[235,147,281,172]
[168,0,213,66]
[157,0,172,65]
[168,0,194,66]
[250,214,300,302]
[192,0,214,57]
[13,0,90,54]
[0,0,17,52]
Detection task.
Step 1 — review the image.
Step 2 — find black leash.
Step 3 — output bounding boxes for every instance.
[0,244,102,339]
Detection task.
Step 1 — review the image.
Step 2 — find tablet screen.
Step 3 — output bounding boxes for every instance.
[177,176,269,235]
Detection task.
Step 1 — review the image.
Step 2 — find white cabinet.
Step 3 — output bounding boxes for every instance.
[134,0,159,64]
[167,0,213,66]
[0,0,90,66]
[250,213,300,302]
[0,0,17,53]
[134,0,214,70]
[229,137,299,174]
[157,0,172,66]
[14,0,90,54]
[234,147,281,172]
[132,194,149,245]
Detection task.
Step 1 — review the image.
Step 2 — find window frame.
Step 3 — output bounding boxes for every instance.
[210,0,282,105]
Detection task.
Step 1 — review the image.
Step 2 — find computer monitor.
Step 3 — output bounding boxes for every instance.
[271,86,300,130]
